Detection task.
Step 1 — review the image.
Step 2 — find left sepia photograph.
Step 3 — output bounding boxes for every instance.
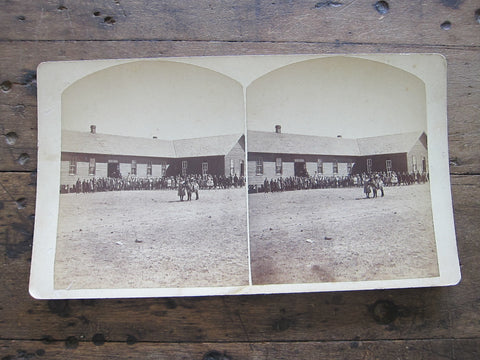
[55,60,249,290]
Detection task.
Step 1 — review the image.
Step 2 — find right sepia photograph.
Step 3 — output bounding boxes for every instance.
[246,56,439,285]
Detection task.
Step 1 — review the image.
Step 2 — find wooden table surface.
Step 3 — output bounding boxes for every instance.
[1,1,479,359]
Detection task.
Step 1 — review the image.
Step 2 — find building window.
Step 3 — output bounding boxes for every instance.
[317,159,323,174]
[347,162,352,174]
[230,159,235,176]
[161,162,167,177]
[333,160,338,174]
[256,157,263,175]
[386,159,392,172]
[131,160,137,175]
[147,161,152,176]
[367,158,372,173]
[202,162,208,177]
[422,157,426,173]
[88,158,96,176]
[275,157,282,175]
[412,156,418,172]
[182,160,188,176]
[69,156,77,175]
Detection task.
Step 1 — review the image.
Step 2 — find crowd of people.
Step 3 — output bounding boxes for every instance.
[248,171,429,196]
[60,174,245,194]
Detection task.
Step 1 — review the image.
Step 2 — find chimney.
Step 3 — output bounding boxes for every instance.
[90,125,96,134]
[275,125,281,134]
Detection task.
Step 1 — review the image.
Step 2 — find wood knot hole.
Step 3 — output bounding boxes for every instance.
[203,351,231,360]
[17,153,30,165]
[65,336,79,349]
[1,81,12,92]
[104,16,116,24]
[371,300,398,324]
[5,132,18,145]
[92,333,105,346]
[15,198,27,209]
[374,1,389,14]
[126,335,137,345]
[441,21,452,30]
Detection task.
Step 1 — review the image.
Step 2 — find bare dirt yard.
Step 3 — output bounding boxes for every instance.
[55,188,249,290]
[249,183,439,285]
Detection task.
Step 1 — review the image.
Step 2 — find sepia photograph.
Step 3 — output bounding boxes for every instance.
[246,56,439,285]
[54,60,249,290]
[30,54,459,298]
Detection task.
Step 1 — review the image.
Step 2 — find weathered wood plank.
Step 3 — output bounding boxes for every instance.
[0,41,479,173]
[0,0,479,46]
[0,338,479,360]
[0,174,478,343]
[0,2,478,358]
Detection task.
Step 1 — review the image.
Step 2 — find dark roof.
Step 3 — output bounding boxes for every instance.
[61,130,243,158]
[247,130,425,156]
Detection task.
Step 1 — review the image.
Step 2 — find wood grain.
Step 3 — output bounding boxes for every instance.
[0,0,479,46]
[0,339,479,360]
[1,1,479,358]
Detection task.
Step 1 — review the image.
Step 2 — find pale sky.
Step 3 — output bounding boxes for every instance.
[62,61,245,140]
[247,56,427,138]
[62,56,426,140]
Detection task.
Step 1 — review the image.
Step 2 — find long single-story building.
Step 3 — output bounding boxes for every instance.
[247,126,428,186]
[60,125,245,186]
[61,125,428,188]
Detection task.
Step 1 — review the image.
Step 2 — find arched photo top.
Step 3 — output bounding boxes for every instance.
[247,56,426,139]
[61,60,245,140]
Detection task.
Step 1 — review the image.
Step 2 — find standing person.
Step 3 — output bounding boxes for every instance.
[186,180,193,201]
[193,180,199,200]
[364,179,371,198]
[376,177,385,197]
[371,178,378,198]
[178,182,185,201]
[76,178,81,194]
[207,176,214,189]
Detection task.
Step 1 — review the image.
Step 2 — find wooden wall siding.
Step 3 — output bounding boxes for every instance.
[171,156,225,177]
[224,139,246,177]
[247,152,358,185]
[248,159,352,183]
[353,153,409,175]
[407,138,429,174]
[59,153,172,184]
[1,1,480,359]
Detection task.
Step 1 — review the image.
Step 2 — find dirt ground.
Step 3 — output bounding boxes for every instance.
[55,188,249,290]
[249,183,439,285]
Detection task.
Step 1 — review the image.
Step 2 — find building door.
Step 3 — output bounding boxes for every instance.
[240,160,244,177]
[107,162,120,178]
[294,160,307,177]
